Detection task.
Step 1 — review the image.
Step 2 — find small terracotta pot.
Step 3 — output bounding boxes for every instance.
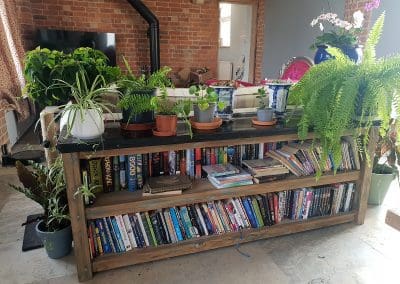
[155,114,178,134]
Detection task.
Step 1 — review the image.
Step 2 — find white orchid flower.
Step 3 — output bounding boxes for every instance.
[353,10,364,28]
[319,23,324,31]
[311,19,318,27]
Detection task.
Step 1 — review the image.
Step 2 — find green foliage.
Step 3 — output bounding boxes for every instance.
[23,47,121,107]
[311,31,358,50]
[118,93,153,122]
[290,13,400,175]
[9,157,69,232]
[51,70,120,137]
[189,85,225,111]
[255,87,269,109]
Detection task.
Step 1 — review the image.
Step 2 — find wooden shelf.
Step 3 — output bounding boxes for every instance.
[85,171,360,219]
[92,212,356,273]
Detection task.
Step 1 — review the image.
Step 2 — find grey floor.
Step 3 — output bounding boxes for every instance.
[1,166,400,284]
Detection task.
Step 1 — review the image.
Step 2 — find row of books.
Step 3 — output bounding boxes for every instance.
[266,138,360,177]
[87,182,355,257]
[82,138,358,194]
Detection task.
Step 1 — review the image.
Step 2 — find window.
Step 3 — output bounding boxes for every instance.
[219,3,231,47]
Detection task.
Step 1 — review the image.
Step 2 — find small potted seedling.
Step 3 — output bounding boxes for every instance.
[189,85,225,123]
[256,88,274,122]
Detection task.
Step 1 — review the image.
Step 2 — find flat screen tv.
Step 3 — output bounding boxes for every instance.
[36,29,116,66]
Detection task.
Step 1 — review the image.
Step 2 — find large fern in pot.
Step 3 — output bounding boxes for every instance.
[290,13,400,174]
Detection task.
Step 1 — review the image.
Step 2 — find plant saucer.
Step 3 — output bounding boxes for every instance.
[120,122,155,131]
[152,129,176,137]
[190,117,223,130]
[252,118,277,126]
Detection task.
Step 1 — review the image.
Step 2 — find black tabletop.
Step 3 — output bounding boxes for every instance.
[56,114,302,153]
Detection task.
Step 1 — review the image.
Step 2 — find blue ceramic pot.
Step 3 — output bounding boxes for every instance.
[264,83,293,115]
[210,86,235,121]
[314,45,363,64]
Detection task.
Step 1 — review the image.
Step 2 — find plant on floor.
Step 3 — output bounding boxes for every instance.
[23,47,121,107]
[9,157,69,231]
[290,12,400,176]
[52,69,119,139]
[117,58,172,124]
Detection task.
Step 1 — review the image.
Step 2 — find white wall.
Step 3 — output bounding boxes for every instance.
[263,0,345,78]
[371,0,400,57]
[218,3,252,81]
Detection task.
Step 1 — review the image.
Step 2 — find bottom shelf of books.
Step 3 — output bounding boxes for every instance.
[88,182,357,272]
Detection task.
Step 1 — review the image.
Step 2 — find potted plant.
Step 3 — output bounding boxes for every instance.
[23,47,120,108]
[263,79,293,115]
[208,80,236,121]
[118,58,173,130]
[290,12,400,176]
[9,157,71,259]
[188,85,225,123]
[55,70,119,140]
[369,119,399,205]
[255,88,274,122]
[151,92,192,137]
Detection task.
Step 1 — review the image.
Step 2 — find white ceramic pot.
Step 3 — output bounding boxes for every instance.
[61,108,104,139]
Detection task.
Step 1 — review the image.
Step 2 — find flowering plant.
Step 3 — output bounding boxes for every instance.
[310,11,364,49]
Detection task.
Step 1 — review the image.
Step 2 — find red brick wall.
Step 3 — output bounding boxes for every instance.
[15,0,266,82]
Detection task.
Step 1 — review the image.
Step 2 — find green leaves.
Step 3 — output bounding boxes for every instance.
[189,84,223,111]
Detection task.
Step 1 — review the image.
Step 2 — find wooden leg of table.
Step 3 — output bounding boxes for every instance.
[355,127,378,225]
[62,153,92,281]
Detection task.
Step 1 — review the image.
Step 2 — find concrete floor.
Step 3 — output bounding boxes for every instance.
[1,167,400,284]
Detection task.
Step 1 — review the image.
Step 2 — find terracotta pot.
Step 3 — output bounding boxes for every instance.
[155,114,177,134]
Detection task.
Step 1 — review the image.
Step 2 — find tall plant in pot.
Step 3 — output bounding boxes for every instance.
[369,119,399,205]
[290,12,400,176]
[54,70,119,140]
[118,58,173,129]
[9,157,71,259]
[189,85,225,123]
[255,87,274,122]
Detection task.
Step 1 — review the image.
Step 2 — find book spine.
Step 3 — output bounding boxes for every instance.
[115,215,132,251]
[105,217,120,252]
[187,205,202,237]
[87,221,96,258]
[135,213,150,247]
[179,206,193,239]
[223,200,239,231]
[145,212,158,246]
[242,197,258,228]
[229,198,245,228]
[158,210,171,243]
[126,155,137,192]
[195,148,202,179]
[150,213,165,245]
[186,149,191,177]
[94,224,103,255]
[170,207,184,241]
[142,154,149,183]
[113,156,120,191]
[130,215,145,248]
[195,204,209,236]
[199,203,214,234]
[152,152,161,177]
[110,217,125,252]
[96,219,111,253]
[251,196,265,227]
[119,156,127,190]
[88,159,104,193]
[163,210,177,243]
[202,203,218,233]
[122,214,137,248]
[102,218,116,253]
[136,154,143,189]
[208,202,224,233]
[190,149,195,178]
[168,151,176,176]
[102,157,114,192]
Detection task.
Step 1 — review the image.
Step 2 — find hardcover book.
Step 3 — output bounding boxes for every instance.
[88,159,103,193]
[147,175,192,193]
[102,157,114,192]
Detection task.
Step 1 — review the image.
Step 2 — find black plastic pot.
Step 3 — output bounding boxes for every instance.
[121,89,156,124]
[36,220,72,259]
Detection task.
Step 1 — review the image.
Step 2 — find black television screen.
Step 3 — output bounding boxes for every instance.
[36,29,116,66]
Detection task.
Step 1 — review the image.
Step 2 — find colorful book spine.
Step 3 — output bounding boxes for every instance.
[113,156,120,191]
[95,219,111,253]
[115,215,132,251]
[88,159,103,193]
[110,217,125,252]
[126,155,137,192]
[170,207,184,241]
[136,154,143,189]
[102,157,114,192]
[135,213,150,247]
[119,156,127,190]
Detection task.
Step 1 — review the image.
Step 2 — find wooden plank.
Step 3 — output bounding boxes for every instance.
[385,208,400,231]
[355,127,378,224]
[92,212,355,272]
[62,153,92,282]
[86,171,360,219]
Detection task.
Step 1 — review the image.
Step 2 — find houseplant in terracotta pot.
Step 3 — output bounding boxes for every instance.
[189,84,225,124]
[54,70,119,140]
[255,87,274,122]
[151,91,192,137]
[290,12,400,177]
[9,157,71,259]
[118,58,173,130]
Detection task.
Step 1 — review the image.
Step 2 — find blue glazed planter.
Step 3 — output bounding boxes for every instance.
[210,86,234,121]
[314,45,363,64]
[264,83,293,115]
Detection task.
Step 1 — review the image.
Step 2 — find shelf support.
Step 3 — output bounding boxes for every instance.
[62,153,92,281]
[355,127,378,224]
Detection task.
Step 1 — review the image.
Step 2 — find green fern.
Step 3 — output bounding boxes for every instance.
[290,12,400,175]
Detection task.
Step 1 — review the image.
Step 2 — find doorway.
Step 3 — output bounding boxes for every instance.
[218,2,254,82]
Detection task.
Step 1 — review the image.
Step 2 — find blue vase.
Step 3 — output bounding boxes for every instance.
[314,45,363,64]
[210,86,235,121]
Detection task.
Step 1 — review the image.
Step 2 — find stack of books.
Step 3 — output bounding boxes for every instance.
[202,163,253,189]
[142,175,192,196]
[241,158,289,183]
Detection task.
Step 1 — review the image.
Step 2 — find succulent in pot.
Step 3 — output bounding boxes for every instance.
[9,157,71,259]
[255,87,274,122]
[189,85,225,123]
[53,70,119,139]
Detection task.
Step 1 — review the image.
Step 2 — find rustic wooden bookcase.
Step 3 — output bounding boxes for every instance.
[58,118,376,282]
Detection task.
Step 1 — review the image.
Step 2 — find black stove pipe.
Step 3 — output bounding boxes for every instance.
[126,0,160,73]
